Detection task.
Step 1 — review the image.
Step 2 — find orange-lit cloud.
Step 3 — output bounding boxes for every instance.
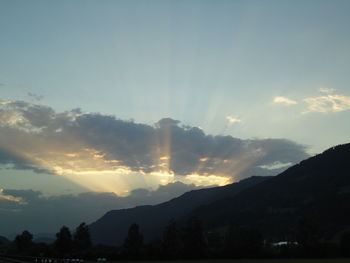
[226,115,242,124]
[180,173,232,187]
[0,189,26,204]
[0,100,309,195]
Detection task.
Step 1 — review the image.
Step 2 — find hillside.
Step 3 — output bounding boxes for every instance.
[192,143,350,239]
[90,143,350,245]
[89,176,268,245]
[0,235,10,245]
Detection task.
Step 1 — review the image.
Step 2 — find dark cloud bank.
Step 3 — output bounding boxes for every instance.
[0,100,309,179]
[0,182,199,237]
[0,100,310,236]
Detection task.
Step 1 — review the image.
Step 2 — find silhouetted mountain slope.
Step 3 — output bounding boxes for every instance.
[33,237,55,244]
[89,176,268,245]
[192,143,350,239]
[90,143,350,245]
[0,235,10,245]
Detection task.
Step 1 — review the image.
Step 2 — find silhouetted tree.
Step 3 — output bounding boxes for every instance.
[225,225,263,258]
[162,219,182,259]
[182,217,206,258]
[340,231,350,257]
[55,226,73,256]
[122,223,143,259]
[206,231,224,257]
[14,230,33,253]
[73,222,92,251]
[296,217,320,256]
[144,238,162,260]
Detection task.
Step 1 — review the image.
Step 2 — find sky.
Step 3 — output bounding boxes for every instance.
[1,0,350,236]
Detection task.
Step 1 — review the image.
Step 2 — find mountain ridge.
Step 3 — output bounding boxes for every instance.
[90,143,350,245]
[191,143,350,239]
[89,175,268,245]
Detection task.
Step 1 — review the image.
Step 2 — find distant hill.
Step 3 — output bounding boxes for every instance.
[0,235,10,245]
[34,237,55,244]
[90,143,350,245]
[89,176,268,245]
[191,143,350,239]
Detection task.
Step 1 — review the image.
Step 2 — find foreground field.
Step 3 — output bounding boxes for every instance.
[199,260,350,263]
[112,259,350,263]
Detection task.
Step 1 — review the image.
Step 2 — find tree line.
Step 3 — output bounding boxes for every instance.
[1,217,350,260]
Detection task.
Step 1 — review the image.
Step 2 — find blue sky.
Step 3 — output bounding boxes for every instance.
[1,0,350,152]
[1,0,350,196]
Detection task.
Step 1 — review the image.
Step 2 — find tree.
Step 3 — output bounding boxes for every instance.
[73,222,92,251]
[296,217,320,256]
[225,225,263,258]
[182,217,206,258]
[14,230,33,253]
[207,231,224,257]
[340,231,350,257]
[162,219,182,259]
[122,223,143,259]
[55,226,73,256]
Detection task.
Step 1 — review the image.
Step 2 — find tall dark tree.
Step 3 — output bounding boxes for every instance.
[73,222,92,250]
[14,230,33,253]
[340,231,350,257]
[225,225,263,258]
[296,217,320,256]
[55,226,73,256]
[162,219,182,259]
[122,223,143,259]
[182,216,206,259]
[207,231,224,257]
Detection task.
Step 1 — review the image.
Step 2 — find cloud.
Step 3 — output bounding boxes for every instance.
[226,116,242,124]
[259,161,292,170]
[303,94,350,113]
[27,92,44,101]
[272,89,350,114]
[0,189,25,204]
[273,96,297,105]
[0,100,309,193]
[0,182,199,236]
[2,189,42,201]
[0,148,53,174]
[0,100,11,105]
[319,87,335,94]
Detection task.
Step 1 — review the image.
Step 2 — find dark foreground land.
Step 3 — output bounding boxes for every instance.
[3,259,350,263]
[6,260,344,263]
[110,260,350,263]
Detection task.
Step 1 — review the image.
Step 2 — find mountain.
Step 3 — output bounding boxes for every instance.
[34,237,55,244]
[89,176,268,245]
[90,143,350,245]
[191,143,350,239]
[0,235,10,245]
